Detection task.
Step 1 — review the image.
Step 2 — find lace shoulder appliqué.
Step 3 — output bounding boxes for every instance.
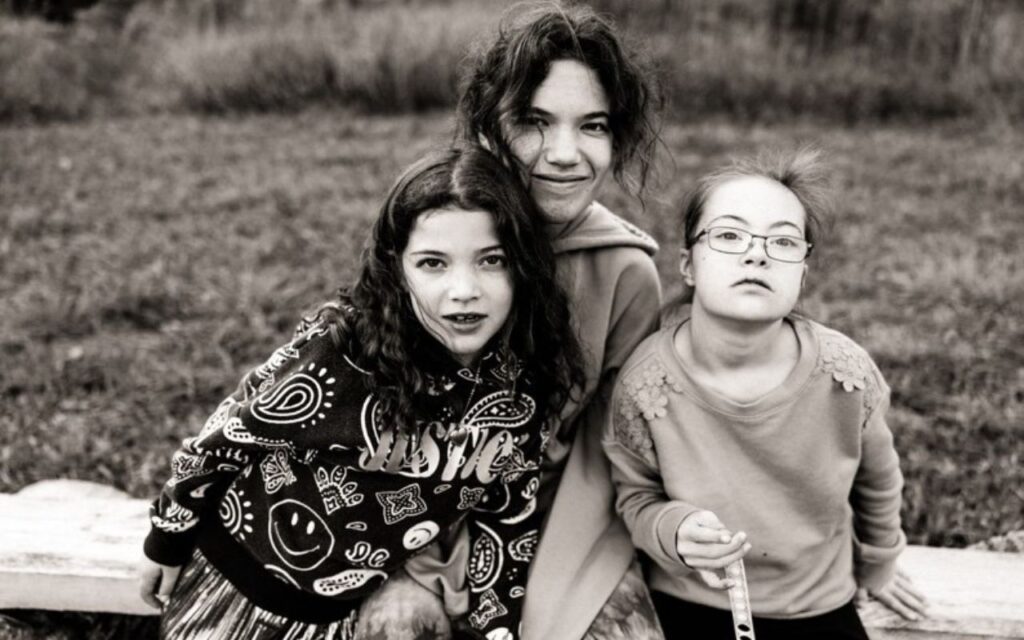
[816,330,883,418]
[614,360,682,467]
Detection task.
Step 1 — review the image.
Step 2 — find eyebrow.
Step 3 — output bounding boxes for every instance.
[528,106,609,120]
[407,245,505,256]
[708,215,803,232]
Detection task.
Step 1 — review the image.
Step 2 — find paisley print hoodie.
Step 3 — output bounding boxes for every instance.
[144,319,548,639]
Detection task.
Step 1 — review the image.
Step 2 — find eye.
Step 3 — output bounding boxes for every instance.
[480,253,507,268]
[716,230,742,241]
[519,113,547,129]
[773,237,798,248]
[416,257,445,270]
[582,120,609,134]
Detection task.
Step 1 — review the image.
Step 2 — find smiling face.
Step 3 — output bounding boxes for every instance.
[681,175,808,325]
[268,500,334,571]
[402,207,513,367]
[503,59,613,226]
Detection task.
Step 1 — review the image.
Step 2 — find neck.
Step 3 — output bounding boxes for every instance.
[681,304,791,375]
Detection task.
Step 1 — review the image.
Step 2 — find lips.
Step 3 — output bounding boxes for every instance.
[734,278,772,291]
[442,313,486,326]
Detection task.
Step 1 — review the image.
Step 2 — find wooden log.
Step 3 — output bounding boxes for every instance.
[0,480,155,616]
[1,479,1023,638]
[861,545,1024,639]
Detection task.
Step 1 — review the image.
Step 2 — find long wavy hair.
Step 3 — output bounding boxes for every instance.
[456,1,663,201]
[311,146,583,439]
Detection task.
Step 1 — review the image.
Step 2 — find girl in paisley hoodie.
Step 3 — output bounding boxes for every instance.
[602,149,928,639]
[137,146,583,640]
[359,4,668,640]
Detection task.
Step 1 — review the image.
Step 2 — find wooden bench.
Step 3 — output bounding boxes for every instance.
[2,480,1023,638]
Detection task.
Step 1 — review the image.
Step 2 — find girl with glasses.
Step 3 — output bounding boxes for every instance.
[602,149,928,639]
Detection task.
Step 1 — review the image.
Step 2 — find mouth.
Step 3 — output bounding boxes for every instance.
[442,313,487,326]
[532,174,588,185]
[734,278,772,291]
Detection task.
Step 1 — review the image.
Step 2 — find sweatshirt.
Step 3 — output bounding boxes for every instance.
[602,315,907,618]
[143,318,548,639]
[405,201,664,640]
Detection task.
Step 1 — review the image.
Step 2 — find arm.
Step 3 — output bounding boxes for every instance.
[462,426,548,640]
[601,380,748,589]
[851,364,927,619]
[142,323,328,567]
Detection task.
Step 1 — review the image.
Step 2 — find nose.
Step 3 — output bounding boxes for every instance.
[542,125,581,167]
[742,236,770,266]
[448,266,481,302]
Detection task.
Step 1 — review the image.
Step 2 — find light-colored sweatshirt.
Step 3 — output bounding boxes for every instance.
[406,202,662,640]
[602,315,906,618]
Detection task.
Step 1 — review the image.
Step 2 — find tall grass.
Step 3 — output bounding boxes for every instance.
[2,0,1023,123]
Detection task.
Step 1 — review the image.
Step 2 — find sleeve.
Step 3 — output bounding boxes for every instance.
[601,376,700,573]
[142,322,331,566]
[462,423,548,640]
[850,361,907,591]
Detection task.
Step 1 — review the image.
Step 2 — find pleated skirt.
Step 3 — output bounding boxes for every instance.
[161,549,359,640]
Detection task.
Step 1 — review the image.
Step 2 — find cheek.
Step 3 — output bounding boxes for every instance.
[507,130,541,167]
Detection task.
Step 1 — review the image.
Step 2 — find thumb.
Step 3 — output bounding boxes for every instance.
[691,510,728,531]
[157,566,181,599]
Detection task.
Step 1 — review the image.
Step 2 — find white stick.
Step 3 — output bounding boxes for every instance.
[727,560,755,640]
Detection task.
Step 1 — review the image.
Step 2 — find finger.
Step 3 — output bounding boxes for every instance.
[138,571,161,609]
[895,574,929,605]
[691,510,727,531]
[891,584,929,617]
[701,543,752,570]
[876,591,920,621]
[678,533,747,561]
[687,528,734,545]
[157,566,181,598]
[696,568,734,590]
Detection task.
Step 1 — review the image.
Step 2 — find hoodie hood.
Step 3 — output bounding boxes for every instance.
[549,202,658,256]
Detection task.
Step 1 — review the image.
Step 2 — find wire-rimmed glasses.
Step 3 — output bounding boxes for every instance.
[692,226,813,263]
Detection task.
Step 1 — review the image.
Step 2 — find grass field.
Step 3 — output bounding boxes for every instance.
[1,110,1022,636]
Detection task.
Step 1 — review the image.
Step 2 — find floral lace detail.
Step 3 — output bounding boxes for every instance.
[816,331,882,418]
[614,361,683,467]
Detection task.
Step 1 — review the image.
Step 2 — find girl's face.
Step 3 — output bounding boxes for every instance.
[402,207,513,367]
[504,59,613,225]
[681,176,809,325]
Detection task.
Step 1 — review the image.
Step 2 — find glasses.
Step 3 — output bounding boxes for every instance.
[692,226,813,263]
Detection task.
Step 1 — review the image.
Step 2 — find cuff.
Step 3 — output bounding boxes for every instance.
[655,502,700,567]
[143,526,196,567]
[854,529,906,591]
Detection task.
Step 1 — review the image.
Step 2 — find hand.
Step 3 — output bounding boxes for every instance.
[864,569,929,621]
[675,510,751,590]
[356,570,451,640]
[138,557,182,610]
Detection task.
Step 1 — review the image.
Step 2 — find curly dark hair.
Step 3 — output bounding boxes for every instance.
[456,1,663,200]
[310,146,583,439]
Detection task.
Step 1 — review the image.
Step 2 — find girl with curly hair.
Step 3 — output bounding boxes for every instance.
[360,3,668,639]
[138,146,583,640]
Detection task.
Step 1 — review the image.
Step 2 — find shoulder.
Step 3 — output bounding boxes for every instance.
[805,318,888,415]
[615,328,683,419]
[606,328,679,466]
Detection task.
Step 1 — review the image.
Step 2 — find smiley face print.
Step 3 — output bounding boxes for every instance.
[268,500,335,571]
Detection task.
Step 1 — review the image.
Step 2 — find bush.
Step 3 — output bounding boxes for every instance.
[0,16,135,121]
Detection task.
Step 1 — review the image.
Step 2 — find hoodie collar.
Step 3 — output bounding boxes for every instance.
[549,202,658,256]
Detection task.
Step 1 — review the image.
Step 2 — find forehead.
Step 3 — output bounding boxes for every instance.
[530,59,609,115]
[701,175,806,230]
[405,207,500,251]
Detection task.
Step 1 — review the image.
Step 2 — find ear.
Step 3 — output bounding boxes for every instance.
[679,248,696,287]
[478,132,492,151]
[800,262,808,290]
